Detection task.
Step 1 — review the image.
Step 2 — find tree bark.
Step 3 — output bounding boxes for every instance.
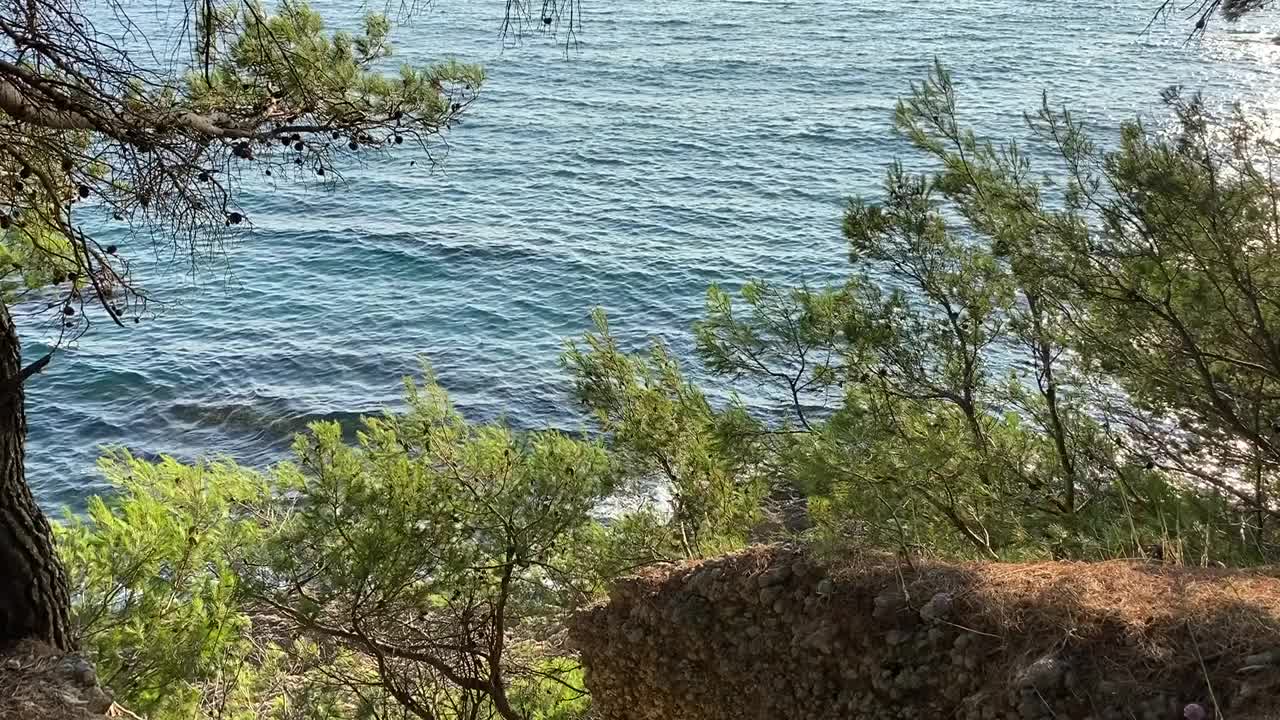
[0,304,72,651]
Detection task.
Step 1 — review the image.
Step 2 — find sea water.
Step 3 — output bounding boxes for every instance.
[22,0,1280,505]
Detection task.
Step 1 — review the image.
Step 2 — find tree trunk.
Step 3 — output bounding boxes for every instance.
[0,304,72,651]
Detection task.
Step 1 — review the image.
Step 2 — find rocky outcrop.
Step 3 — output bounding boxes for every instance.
[570,545,1280,720]
[0,640,115,720]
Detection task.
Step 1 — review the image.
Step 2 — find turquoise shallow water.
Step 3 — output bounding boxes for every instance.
[20,0,1280,506]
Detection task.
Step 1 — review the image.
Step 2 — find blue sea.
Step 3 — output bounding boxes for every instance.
[22,0,1280,506]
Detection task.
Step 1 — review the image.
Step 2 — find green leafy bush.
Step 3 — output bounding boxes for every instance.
[693,63,1280,564]
[57,372,675,719]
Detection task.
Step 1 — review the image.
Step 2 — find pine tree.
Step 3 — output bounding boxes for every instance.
[0,0,570,651]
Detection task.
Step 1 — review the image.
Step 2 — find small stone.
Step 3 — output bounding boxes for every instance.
[1015,654,1065,692]
[69,657,96,686]
[1183,703,1206,720]
[804,625,837,653]
[1244,649,1279,666]
[1017,697,1042,720]
[756,566,792,588]
[84,685,112,714]
[920,592,954,622]
[816,578,834,595]
[873,590,906,620]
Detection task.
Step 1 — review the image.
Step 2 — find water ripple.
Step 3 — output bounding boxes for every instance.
[19,0,1280,507]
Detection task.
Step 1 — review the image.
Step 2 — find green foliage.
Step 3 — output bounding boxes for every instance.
[891,62,1280,561]
[0,0,485,331]
[59,373,632,719]
[695,280,873,432]
[190,2,482,131]
[55,454,271,718]
[563,310,766,559]
[0,220,81,302]
[506,657,590,720]
[691,62,1280,564]
[248,369,617,719]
